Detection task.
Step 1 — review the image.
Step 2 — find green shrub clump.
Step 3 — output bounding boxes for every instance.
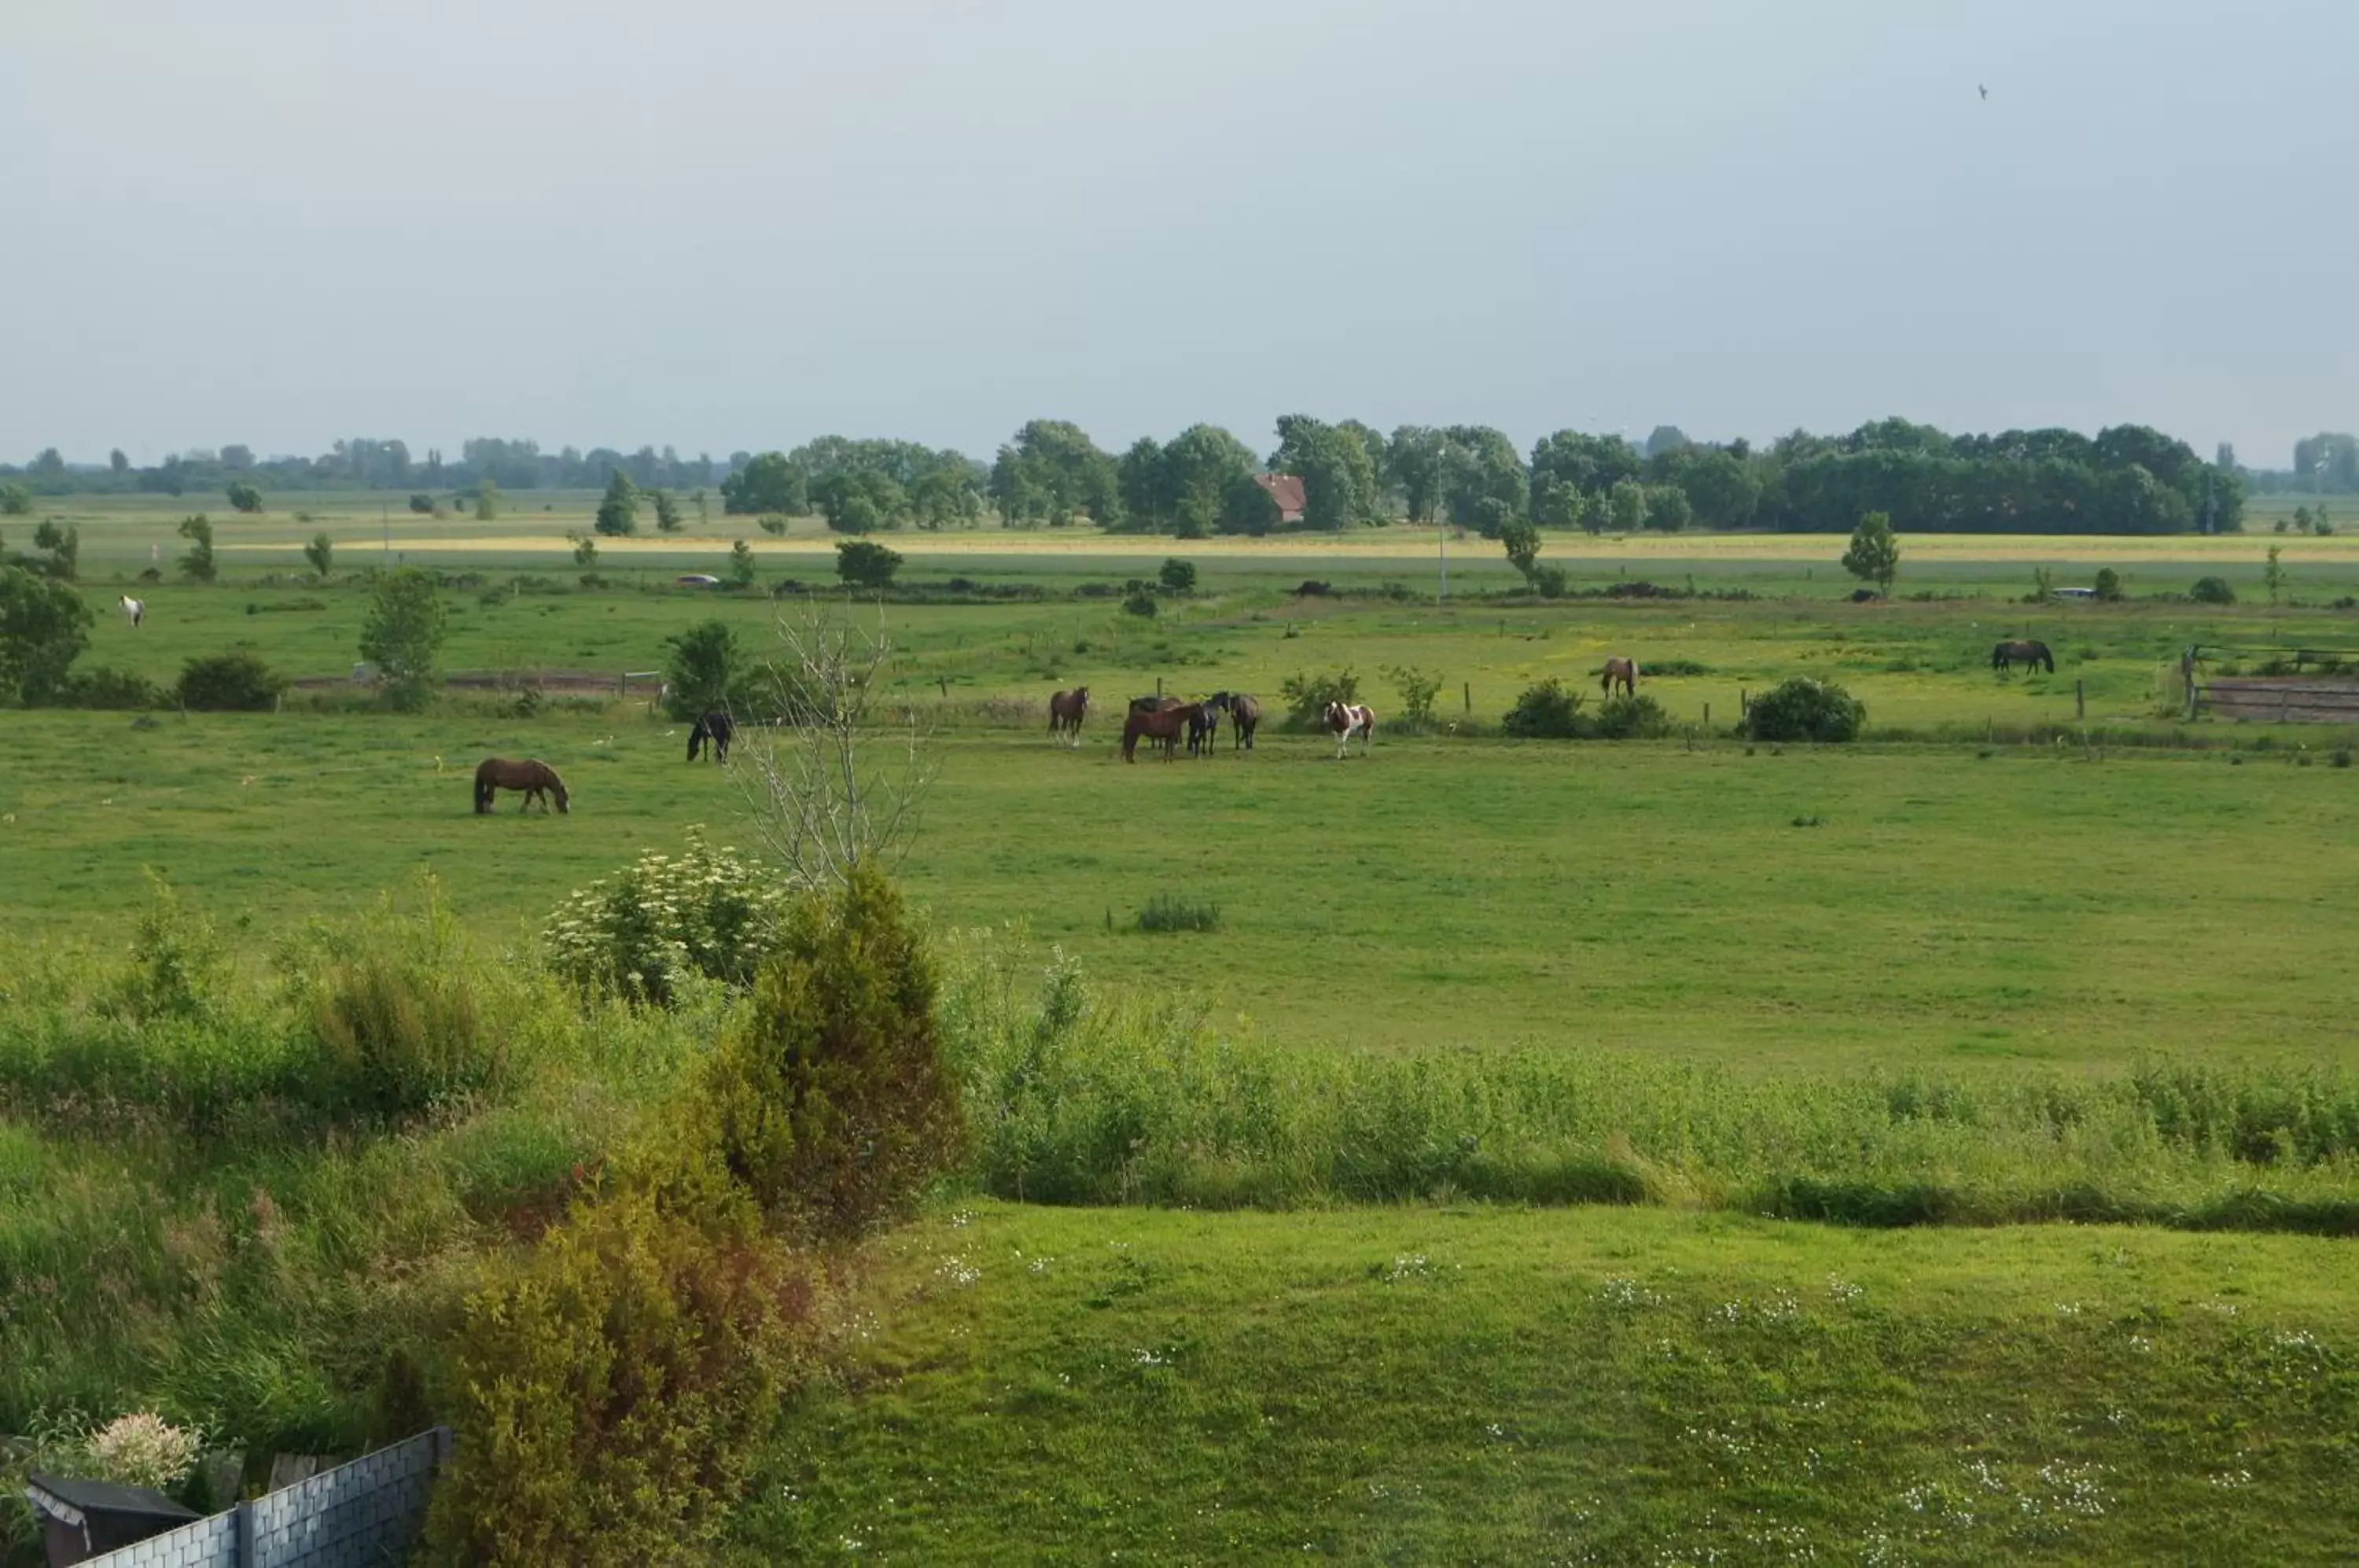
[2190,576,2236,605]
[544,828,789,1005]
[1501,679,1584,738]
[1279,668,1359,730]
[422,1171,806,1568]
[1593,693,1671,739]
[301,879,507,1117]
[176,652,286,711]
[1137,893,1222,933]
[705,862,964,1237]
[1746,678,1866,742]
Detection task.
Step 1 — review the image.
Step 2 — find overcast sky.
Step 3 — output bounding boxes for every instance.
[5,0,2353,468]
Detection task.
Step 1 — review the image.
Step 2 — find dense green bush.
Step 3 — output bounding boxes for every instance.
[705,863,963,1237]
[1593,692,1671,739]
[422,1172,805,1568]
[2190,575,2236,605]
[661,620,740,720]
[1746,677,1865,742]
[1136,893,1221,933]
[1501,678,1584,738]
[544,830,789,1005]
[175,653,285,711]
[50,665,162,709]
[1279,668,1360,730]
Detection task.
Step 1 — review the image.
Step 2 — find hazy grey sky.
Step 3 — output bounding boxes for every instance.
[6,0,2353,468]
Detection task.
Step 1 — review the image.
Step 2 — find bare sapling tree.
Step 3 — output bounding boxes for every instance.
[731,596,935,888]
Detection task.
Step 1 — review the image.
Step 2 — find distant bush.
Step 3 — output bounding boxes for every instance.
[1157,558,1197,594]
[1136,894,1222,933]
[175,652,285,711]
[2093,567,2124,602]
[54,665,164,710]
[704,863,963,1238]
[2190,576,2236,605]
[1746,678,1865,742]
[544,829,789,1006]
[1501,678,1584,738]
[1643,659,1712,677]
[407,493,433,514]
[1279,667,1359,730]
[1593,692,1671,739]
[112,873,229,1024]
[1122,587,1158,618]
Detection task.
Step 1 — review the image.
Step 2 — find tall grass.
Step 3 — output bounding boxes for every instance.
[938,937,2359,1230]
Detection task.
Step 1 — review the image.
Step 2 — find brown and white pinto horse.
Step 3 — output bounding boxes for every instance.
[474,757,569,814]
[1323,700,1375,759]
[1601,657,1639,697]
[1048,686,1089,747]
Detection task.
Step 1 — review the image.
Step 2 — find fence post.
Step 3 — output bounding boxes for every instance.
[1986,716,1994,744]
[1703,701,1710,727]
[1463,682,1471,714]
[2075,679,2085,720]
[1156,675,1163,697]
[235,1500,256,1568]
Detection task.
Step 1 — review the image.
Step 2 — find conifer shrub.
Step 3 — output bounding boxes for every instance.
[705,862,964,1237]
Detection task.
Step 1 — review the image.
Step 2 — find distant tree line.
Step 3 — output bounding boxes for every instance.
[2243,432,2359,495]
[6,414,2272,535]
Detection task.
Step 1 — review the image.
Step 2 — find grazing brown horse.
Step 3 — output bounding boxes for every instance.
[475,757,569,814]
[1122,701,1206,762]
[1601,657,1640,697]
[1209,691,1260,751]
[1048,686,1090,747]
[1990,639,2055,675]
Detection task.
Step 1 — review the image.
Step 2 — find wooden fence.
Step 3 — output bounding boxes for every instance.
[2196,677,2359,723]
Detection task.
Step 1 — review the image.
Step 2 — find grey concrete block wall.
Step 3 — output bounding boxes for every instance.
[79,1429,448,1568]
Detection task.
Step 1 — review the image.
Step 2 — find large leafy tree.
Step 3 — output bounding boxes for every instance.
[988,420,1120,526]
[1842,510,1900,594]
[663,619,742,719]
[1162,425,1257,538]
[0,564,93,704]
[1441,425,1526,534]
[1384,426,1448,524]
[359,567,448,705]
[1271,414,1380,532]
[721,452,808,516]
[176,514,216,582]
[1529,430,1640,513]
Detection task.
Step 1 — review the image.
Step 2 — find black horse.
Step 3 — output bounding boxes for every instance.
[1209,691,1260,751]
[1990,639,2055,675]
[1187,703,1220,756]
[687,709,734,763]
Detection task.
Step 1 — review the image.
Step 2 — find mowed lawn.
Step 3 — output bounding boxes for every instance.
[731,1202,2359,1565]
[3,711,2354,1072]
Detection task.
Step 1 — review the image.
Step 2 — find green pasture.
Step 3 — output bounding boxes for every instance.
[3,712,2356,1073]
[734,1201,2359,1564]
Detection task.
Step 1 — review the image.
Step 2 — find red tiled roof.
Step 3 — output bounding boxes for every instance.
[1253,473,1306,521]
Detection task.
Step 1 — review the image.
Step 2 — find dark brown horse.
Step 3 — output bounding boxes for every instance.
[1049,686,1089,747]
[1209,691,1260,751]
[1601,657,1640,697]
[1187,703,1220,756]
[1991,639,2055,675]
[475,757,569,813]
[1122,701,1205,762]
[687,709,733,763]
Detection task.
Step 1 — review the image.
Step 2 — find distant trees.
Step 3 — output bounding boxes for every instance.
[1438,426,1527,534]
[1157,558,1197,594]
[1384,426,1448,524]
[812,470,900,535]
[722,452,806,516]
[989,420,1121,526]
[1270,414,1381,532]
[407,493,433,514]
[1842,511,1900,594]
[176,515,216,583]
[304,532,333,578]
[727,539,756,588]
[0,484,30,516]
[474,478,499,521]
[226,481,263,513]
[661,620,740,719]
[1117,425,1257,537]
[653,489,683,533]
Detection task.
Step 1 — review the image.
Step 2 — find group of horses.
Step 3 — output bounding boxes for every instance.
[470,708,733,815]
[1051,686,1382,761]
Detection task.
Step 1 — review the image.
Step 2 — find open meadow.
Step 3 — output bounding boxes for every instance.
[7,506,2359,1562]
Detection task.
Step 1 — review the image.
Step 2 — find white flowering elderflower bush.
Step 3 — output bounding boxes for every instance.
[84,1412,204,1492]
[543,826,794,1004]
